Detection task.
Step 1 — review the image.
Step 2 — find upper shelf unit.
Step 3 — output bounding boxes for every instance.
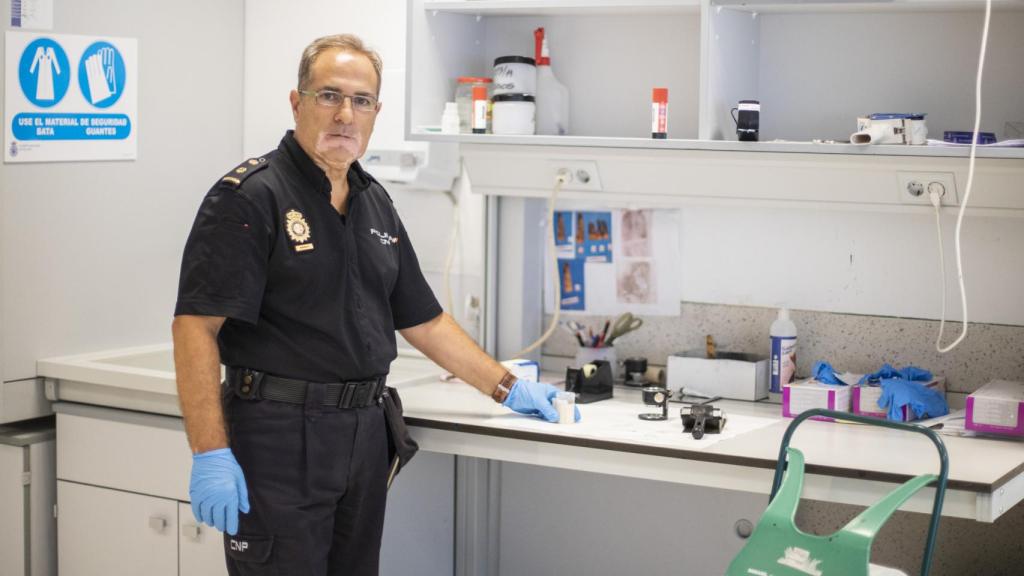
[407,0,1024,159]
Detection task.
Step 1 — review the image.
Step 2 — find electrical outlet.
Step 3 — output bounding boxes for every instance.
[896,172,959,206]
[547,160,603,191]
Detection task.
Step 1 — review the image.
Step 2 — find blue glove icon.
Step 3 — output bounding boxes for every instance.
[190,448,250,535]
[503,379,581,423]
[878,379,949,421]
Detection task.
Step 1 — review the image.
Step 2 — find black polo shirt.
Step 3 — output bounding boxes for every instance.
[175,130,442,382]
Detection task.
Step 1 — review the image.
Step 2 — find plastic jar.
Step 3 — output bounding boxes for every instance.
[455,77,492,134]
[492,56,536,96]
[491,93,535,135]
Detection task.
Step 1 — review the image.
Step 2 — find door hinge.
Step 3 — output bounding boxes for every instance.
[21,471,31,485]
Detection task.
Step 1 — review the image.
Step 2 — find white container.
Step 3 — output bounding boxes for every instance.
[492,56,536,96]
[667,351,769,401]
[553,392,576,425]
[534,29,570,135]
[491,94,535,135]
[770,308,797,393]
[440,102,459,134]
[782,380,851,421]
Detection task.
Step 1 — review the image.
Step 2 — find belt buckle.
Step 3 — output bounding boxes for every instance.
[338,382,357,409]
[235,368,263,400]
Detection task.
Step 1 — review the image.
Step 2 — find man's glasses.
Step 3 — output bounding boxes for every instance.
[298,89,379,113]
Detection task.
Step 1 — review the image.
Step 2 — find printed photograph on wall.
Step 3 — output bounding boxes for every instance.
[558,257,585,310]
[579,211,612,262]
[617,261,655,304]
[554,210,575,259]
[620,209,651,257]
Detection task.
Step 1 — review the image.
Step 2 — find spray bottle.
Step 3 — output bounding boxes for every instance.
[769,308,797,393]
[534,27,570,136]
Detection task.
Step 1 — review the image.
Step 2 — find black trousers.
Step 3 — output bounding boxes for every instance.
[222,381,389,576]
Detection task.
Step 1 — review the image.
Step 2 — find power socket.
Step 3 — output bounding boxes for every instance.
[896,172,959,206]
[547,160,603,191]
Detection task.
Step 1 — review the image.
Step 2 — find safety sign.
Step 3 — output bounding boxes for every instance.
[5,31,137,162]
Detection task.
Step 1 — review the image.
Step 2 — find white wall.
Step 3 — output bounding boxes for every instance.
[678,205,1024,325]
[1,0,245,382]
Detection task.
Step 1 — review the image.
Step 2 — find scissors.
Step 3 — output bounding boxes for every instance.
[606,313,643,345]
[563,321,587,346]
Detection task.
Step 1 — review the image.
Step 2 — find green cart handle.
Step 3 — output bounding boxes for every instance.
[771,409,949,576]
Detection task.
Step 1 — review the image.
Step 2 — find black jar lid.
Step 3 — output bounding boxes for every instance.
[493,55,536,66]
[492,93,535,103]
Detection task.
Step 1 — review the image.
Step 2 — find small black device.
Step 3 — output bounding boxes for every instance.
[624,357,649,387]
[730,100,760,142]
[680,404,726,439]
[639,386,671,421]
[565,360,614,404]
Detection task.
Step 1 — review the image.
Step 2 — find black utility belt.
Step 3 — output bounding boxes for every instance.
[226,367,386,409]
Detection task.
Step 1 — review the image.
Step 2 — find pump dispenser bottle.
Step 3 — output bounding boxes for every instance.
[534,27,570,136]
[769,308,797,394]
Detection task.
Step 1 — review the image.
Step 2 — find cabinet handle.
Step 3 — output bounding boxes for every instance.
[182,523,201,540]
[148,516,168,533]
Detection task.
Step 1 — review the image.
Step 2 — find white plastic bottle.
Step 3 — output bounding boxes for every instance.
[770,308,797,394]
[534,27,570,136]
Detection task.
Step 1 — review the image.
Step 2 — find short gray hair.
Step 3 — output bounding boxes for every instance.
[297,34,383,95]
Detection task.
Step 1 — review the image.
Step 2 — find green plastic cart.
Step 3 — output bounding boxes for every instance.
[726,408,949,576]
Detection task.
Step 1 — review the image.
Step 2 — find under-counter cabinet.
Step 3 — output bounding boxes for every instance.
[0,418,56,576]
[55,403,227,576]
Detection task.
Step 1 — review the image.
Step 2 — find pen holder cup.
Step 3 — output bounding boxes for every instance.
[575,346,617,376]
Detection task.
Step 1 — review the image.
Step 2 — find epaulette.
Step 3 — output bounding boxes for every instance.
[219,157,270,189]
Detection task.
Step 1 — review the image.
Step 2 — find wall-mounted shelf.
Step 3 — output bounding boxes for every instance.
[712,0,1024,14]
[458,142,1024,215]
[410,130,1024,159]
[423,0,700,15]
[407,0,1024,202]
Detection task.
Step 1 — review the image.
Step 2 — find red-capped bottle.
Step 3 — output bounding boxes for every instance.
[652,88,668,139]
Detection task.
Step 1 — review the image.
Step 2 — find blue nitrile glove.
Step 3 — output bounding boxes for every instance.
[859,363,933,385]
[812,361,844,385]
[877,379,949,421]
[503,379,581,423]
[190,448,250,535]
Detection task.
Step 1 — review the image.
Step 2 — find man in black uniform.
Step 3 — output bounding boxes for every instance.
[172,34,575,576]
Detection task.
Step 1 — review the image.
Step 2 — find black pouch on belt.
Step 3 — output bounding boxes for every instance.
[382,386,418,489]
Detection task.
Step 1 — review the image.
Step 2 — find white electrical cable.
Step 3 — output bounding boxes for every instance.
[934,0,991,354]
[509,172,567,359]
[442,187,460,317]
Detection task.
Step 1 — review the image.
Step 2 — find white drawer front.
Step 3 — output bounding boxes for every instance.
[57,411,191,500]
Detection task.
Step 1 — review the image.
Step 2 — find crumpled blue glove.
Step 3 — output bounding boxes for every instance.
[811,361,844,385]
[858,363,932,385]
[190,448,250,535]
[503,379,581,423]
[878,378,949,421]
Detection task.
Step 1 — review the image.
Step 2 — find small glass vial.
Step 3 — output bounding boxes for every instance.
[472,85,488,134]
[651,87,668,139]
[441,102,460,134]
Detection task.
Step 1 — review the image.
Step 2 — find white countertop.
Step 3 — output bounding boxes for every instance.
[37,345,1024,522]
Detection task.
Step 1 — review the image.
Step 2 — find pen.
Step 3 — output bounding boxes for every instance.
[599,320,610,345]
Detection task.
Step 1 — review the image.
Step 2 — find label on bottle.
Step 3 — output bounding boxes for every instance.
[651,102,667,134]
[472,99,488,132]
[770,336,797,393]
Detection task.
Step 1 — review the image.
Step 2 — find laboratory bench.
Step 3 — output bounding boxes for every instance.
[33,344,1024,574]
[396,377,1024,523]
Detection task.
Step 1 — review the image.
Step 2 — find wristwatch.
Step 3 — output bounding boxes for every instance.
[491,372,516,404]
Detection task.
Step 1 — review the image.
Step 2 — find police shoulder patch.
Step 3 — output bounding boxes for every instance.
[219,157,270,189]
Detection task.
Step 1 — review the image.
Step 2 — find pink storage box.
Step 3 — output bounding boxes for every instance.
[782,380,851,421]
[965,380,1024,437]
[851,378,946,421]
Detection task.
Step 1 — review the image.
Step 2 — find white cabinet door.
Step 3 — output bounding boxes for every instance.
[178,502,229,576]
[57,480,177,576]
